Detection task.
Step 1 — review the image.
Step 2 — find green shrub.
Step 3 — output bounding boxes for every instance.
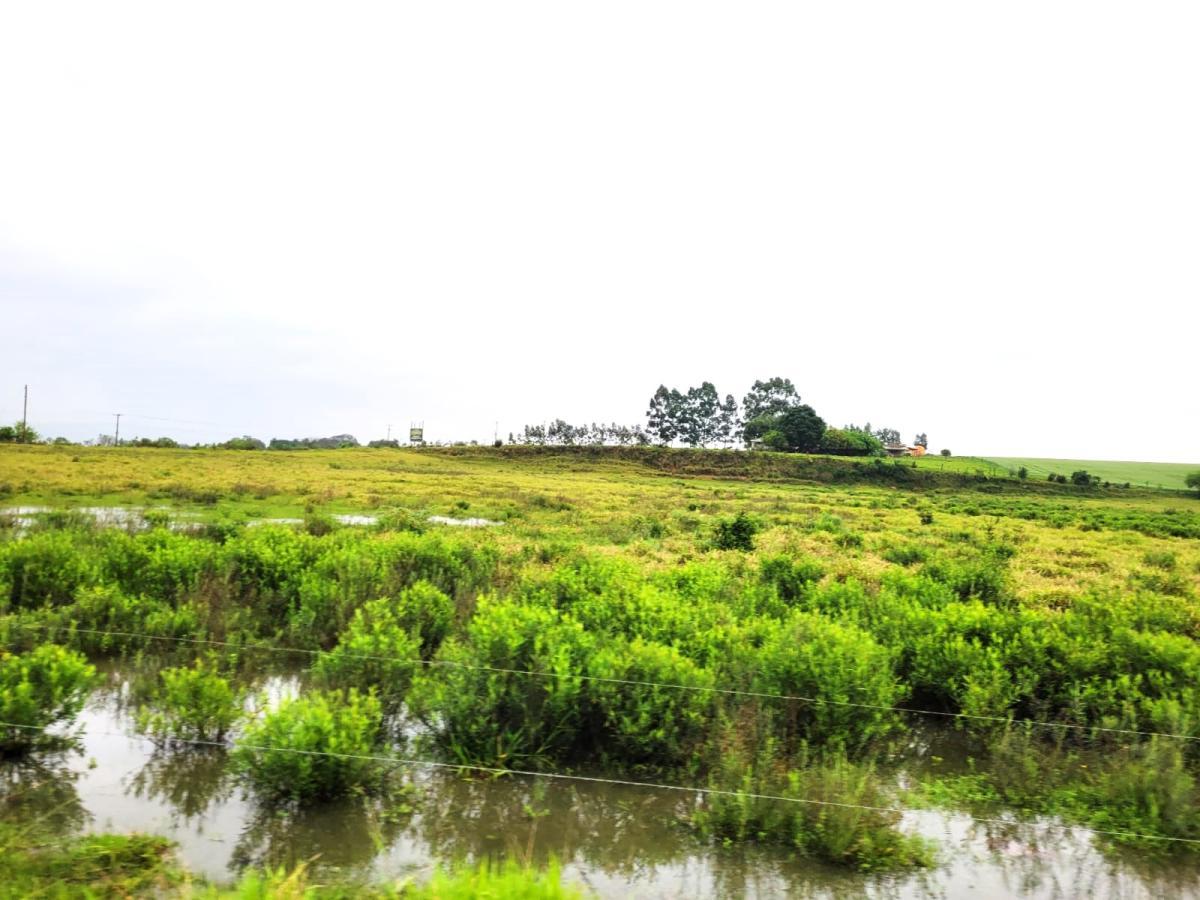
[712,512,758,551]
[750,612,903,749]
[835,531,864,549]
[408,599,591,766]
[922,553,1011,605]
[303,513,337,537]
[0,644,96,751]
[62,585,205,653]
[922,731,1200,853]
[1142,550,1178,571]
[313,597,424,715]
[136,659,245,744]
[584,638,715,765]
[405,861,583,899]
[692,746,934,871]
[759,554,824,605]
[2,531,98,609]
[883,544,927,566]
[232,689,386,802]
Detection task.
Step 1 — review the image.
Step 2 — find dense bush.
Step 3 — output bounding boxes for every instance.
[692,745,934,871]
[3,531,98,609]
[584,638,715,765]
[313,594,427,714]
[136,659,245,744]
[819,428,884,456]
[750,612,903,749]
[759,554,825,605]
[712,512,758,551]
[408,599,592,766]
[0,644,96,751]
[232,689,386,802]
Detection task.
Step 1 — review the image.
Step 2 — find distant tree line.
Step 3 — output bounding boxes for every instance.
[512,421,652,446]
[266,434,360,450]
[0,422,40,443]
[640,378,921,456]
[512,378,925,457]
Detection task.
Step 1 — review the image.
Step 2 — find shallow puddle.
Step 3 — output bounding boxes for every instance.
[427,515,504,527]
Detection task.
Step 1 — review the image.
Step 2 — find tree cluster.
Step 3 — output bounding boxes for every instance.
[0,422,39,443]
[738,378,826,452]
[818,428,884,456]
[266,434,360,450]
[646,383,741,447]
[637,379,928,456]
[514,421,651,446]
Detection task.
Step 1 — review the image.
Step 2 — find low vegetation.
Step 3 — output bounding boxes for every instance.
[1,443,1199,894]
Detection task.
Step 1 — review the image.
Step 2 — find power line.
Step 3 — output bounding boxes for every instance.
[1,717,1196,847]
[13,622,1199,743]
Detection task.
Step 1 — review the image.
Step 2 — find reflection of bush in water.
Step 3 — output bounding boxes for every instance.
[229,786,413,876]
[128,748,235,822]
[0,755,88,836]
[415,773,692,874]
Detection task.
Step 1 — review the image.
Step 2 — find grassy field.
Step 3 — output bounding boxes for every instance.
[3,444,1200,895]
[982,456,1199,490]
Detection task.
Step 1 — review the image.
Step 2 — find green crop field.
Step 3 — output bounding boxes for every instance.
[2,444,1200,896]
[982,456,1199,490]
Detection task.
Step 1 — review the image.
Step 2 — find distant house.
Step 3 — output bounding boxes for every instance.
[884,443,927,458]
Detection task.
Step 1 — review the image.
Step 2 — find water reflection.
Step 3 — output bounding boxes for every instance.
[230,788,414,875]
[1,684,1199,898]
[128,748,234,823]
[414,772,694,872]
[0,753,88,835]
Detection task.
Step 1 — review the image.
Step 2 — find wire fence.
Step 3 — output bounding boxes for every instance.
[2,716,1198,849]
[10,621,1200,743]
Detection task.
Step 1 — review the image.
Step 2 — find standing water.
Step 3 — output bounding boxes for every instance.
[4,671,1198,899]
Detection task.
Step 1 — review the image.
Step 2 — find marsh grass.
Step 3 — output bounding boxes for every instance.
[2,445,1200,886]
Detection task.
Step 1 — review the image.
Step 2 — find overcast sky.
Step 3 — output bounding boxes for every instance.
[1,2,1196,460]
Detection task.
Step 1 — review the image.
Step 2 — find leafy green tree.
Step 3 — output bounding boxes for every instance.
[223,435,265,450]
[777,405,827,452]
[940,448,951,457]
[1186,471,1200,495]
[1,421,39,443]
[874,427,901,445]
[760,429,789,451]
[716,394,741,447]
[742,377,800,423]
[914,433,928,448]
[646,385,683,445]
[745,405,826,453]
[683,382,721,446]
[547,419,579,445]
[819,428,883,456]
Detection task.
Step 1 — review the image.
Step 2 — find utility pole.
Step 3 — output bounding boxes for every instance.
[113,413,122,447]
[21,385,28,443]
[387,424,392,442]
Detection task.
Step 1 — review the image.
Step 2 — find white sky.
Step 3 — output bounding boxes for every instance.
[1,2,1196,460]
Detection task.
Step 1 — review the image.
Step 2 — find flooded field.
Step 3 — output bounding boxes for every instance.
[5,666,1198,899]
[3,448,1200,897]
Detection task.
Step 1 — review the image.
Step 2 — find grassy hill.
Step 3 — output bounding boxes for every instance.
[981,456,1198,490]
